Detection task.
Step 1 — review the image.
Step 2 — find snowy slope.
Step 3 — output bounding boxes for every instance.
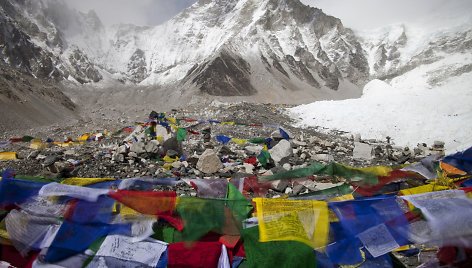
[289,48,472,153]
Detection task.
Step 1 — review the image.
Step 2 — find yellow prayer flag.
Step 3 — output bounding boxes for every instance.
[350,165,394,177]
[221,122,236,126]
[0,152,17,161]
[118,205,155,220]
[0,229,9,241]
[77,134,90,141]
[400,184,451,210]
[254,198,329,250]
[163,155,179,163]
[167,117,177,125]
[61,177,116,187]
[30,142,47,150]
[232,138,248,145]
[329,194,354,202]
[400,184,450,196]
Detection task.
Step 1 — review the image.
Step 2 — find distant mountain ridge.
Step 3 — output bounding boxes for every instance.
[0,0,369,101]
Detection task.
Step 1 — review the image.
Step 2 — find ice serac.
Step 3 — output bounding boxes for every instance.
[360,24,472,86]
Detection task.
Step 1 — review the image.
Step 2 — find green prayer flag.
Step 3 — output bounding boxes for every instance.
[226,183,253,224]
[176,197,226,241]
[152,225,184,243]
[22,136,35,142]
[176,128,187,142]
[257,150,271,168]
[249,137,266,144]
[261,162,379,185]
[241,226,316,268]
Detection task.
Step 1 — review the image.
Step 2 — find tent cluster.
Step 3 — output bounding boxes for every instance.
[0,146,471,267]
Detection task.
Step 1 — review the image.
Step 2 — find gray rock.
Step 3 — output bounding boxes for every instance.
[128,152,138,158]
[285,187,293,194]
[145,141,159,154]
[112,153,125,162]
[353,142,373,160]
[292,184,306,195]
[27,150,40,160]
[117,145,129,154]
[172,161,183,169]
[245,145,263,155]
[282,163,292,170]
[196,149,223,174]
[162,137,183,156]
[243,163,255,174]
[433,141,445,148]
[269,139,292,164]
[43,155,60,167]
[130,142,146,154]
[270,180,289,192]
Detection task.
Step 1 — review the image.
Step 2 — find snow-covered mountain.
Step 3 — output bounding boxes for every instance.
[0,0,370,101]
[1,0,471,103]
[290,22,472,152]
[360,23,472,85]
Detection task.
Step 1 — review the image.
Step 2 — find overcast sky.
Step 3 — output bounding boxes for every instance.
[302,0,472,30]
[66,0,472,30]
[65,0,197,26]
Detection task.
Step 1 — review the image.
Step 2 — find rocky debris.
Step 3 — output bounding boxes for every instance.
[0,102,431,186]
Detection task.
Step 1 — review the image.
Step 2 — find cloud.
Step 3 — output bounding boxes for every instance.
[300,0,472,30]
[64,0,197,26]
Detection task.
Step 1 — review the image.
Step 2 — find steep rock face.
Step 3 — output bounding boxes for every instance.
[0,0,106,83]
[68,48,102,83]
[127,49,148,83]
[187,49,256,96]
[0,11,59,80]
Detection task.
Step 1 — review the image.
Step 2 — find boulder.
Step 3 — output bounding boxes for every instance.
[268,139,292,164]
[353,142,373,160]
[196,149,223,174]
[130,142,146,154]
[145,140,160,154]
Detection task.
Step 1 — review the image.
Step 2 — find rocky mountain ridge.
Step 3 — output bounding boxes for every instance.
[1,0,370,100]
